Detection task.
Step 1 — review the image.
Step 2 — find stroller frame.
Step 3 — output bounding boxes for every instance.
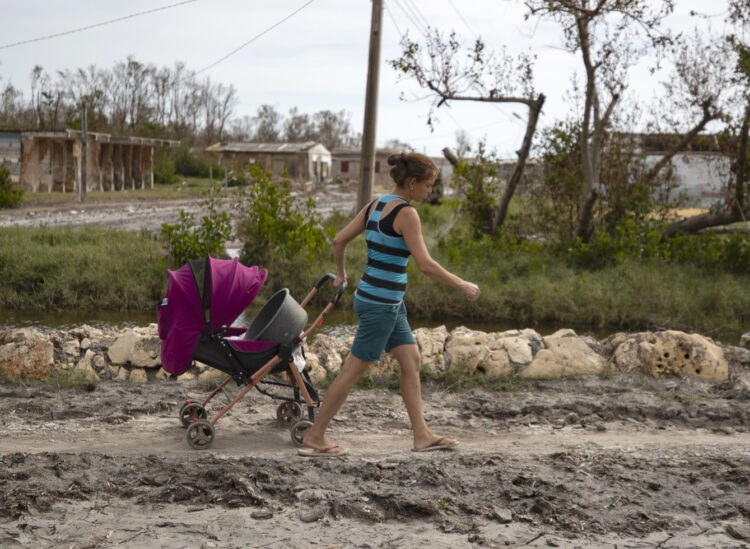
[178,273,345,449]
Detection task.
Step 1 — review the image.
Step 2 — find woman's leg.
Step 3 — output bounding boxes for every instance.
[301,352,371,451]
[389,343,458,450]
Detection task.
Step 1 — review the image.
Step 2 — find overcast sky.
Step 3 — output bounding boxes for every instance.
[0,0,732,158]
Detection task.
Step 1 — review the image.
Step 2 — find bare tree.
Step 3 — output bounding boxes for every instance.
[524,0,681,241]
[661,1,750,236]
[313,109,357,149]
[283,107,315,142]
[253,104,282,142]
[0,78,25,128]
[29,66,66,130]
[391,30,544,235]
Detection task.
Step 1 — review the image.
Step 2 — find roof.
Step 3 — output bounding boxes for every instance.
[206,141,327,154]
[330,147,399,158]
[0,129,179,147]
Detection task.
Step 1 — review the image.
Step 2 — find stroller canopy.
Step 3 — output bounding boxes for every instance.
[160,256,268,375]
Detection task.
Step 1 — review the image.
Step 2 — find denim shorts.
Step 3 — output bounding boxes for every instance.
[350,298,416,362]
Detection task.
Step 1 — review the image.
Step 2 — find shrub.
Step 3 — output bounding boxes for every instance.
[235,164,334,267]
[160,181,232,266]
[0,165,23,208]
[173,145,222,178]
[153,151,177,185]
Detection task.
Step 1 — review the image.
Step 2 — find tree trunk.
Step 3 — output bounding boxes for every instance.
[661,99,749,238]
[733,100,750,215]
[490,93,546,234]
[642,105,719,185]
[442,147,460,166]
[661,209,747,238]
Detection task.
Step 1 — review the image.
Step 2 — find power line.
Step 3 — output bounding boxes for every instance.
[446,0,477,37]
[403,0,431,32]
[0,0,198,51]
[195,0,317,75]
[390,0,429,37]
[384,2,405,39]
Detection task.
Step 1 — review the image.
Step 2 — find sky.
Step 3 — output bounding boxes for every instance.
[0,0,733,158]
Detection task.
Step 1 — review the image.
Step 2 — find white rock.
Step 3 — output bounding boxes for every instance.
[108,329,161,367]
[114,368,129,382]
[128,368,149,383]
[73,358,100,383]
[611,331,728,382]
[521,331,605,378]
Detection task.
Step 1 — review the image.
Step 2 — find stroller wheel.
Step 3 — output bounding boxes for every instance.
[186,419,215,449]
[179,402,207,428]
[290,420,313,447]
[276,401,302,425]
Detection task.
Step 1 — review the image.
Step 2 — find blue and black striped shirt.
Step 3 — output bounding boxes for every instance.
[355,195,412,305]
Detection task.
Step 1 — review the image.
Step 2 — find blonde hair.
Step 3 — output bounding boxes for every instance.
[387,152,438,187]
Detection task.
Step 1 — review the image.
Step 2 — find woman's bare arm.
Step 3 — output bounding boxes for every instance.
[396,207,480,301]
[332,203,370,286]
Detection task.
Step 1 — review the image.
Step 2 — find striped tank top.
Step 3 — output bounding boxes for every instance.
[355,195,412,305]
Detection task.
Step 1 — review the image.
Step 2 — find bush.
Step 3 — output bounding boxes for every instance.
[153,151,177,185]
[0,165,23,208]
[235,164,334,267]
[173,145,222,179]
[567,219,750,274]
[161,181,233,266]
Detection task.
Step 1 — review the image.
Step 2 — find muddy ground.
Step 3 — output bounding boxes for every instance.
[1,369,749,549]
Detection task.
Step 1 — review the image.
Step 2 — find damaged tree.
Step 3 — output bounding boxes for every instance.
[523,0,681,242]
[391,30,544,235]
[661,3,750,237]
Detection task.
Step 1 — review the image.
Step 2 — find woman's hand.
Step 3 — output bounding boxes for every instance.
[461,281,481,302]
[335,273,347,289]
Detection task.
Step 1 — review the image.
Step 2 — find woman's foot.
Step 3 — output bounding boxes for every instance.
[297,444,348,457]
[301,433,348,456]
[412,433,459,452]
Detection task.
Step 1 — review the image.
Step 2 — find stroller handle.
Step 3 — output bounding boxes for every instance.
[314,273,347,304]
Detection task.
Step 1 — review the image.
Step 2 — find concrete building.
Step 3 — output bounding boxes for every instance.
[331,148,455,189]
[0,130,179,192]
[331,147,395,187]
[635,134,732,208]
[205,141,331,182]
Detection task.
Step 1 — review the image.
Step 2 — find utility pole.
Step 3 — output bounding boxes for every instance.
[79,103,87,202]
[357,0,383,210]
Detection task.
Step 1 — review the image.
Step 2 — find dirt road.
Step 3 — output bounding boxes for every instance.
[0,181,359,233]
[1,371,749,549]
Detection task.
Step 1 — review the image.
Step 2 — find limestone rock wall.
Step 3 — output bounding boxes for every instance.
[0,324,747,386]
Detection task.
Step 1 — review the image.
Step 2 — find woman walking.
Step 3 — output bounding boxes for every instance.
[299,152,481,457]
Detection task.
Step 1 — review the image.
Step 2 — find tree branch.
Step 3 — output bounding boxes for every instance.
[642,102,721,184]
[491,93,546,233]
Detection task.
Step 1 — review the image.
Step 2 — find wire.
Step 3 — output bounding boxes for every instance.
[0,0,198,51]
[391,0,429,37]
[195,0,316,75]
[446,0,477,37]
[403,0,431,32]
[384,2,405,39]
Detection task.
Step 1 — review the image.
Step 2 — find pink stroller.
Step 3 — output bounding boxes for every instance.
[158,256,344,449]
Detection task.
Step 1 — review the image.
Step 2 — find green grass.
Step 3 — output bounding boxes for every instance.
[1,200,748,345]
[45,369,95,391]
[0,225,166,311]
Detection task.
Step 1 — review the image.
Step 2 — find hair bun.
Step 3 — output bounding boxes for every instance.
[387,153,405,167]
